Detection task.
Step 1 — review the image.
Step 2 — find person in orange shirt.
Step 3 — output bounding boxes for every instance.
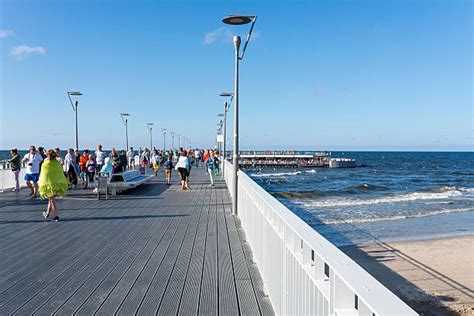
[79,149,90,189]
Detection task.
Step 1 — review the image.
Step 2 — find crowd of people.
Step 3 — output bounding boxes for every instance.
[1,145,223,222]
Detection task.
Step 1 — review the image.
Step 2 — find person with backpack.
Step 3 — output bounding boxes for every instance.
[163,155,173,185]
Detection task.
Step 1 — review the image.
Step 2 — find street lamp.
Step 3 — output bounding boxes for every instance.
[162,128,167,150]
[216,117,224,153]
[177,134,181,148]
[219,92,234,177]
[171,132,175,150]
[222,14,257,215]
[147,123,154,150]
[120,113,131,150]
[67,91,82,149]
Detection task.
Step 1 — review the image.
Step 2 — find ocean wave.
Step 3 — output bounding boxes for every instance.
[297,187,473,208]
[321,207,474,225]
[273,192,327,199]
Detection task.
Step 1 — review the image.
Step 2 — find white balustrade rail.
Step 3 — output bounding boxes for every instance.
[0,164,26,192]
[223,160,417,315]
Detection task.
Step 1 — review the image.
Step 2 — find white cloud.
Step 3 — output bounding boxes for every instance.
[0,29,14,38]
[203,27,234,45]
[204,28,261,45]
[10,45,46,60]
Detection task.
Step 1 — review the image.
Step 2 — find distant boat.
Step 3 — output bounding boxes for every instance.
[329,157,356,168]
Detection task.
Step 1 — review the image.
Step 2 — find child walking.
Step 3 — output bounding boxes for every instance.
[39,149,69,222]
[163,155,173,185]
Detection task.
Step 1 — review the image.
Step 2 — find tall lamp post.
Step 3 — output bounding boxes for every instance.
[120,113,131,150]
[162,128,167,150]
[67,91,82,149]
[147,123,154,150]
[177,134,181,148]
[171,132,175,150]
[219,92,234,177]
[222,14,257,215]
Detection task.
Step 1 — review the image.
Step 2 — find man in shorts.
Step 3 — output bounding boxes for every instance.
[22,145,43,198]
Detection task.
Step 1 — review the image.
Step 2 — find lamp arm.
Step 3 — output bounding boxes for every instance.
[239,16,257,60]
[67,93,76,111]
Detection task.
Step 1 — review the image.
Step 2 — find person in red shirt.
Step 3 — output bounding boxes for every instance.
[79,150,90,188]
[203,150,210,175]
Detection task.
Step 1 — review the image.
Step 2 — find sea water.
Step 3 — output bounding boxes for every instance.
[247,152,474,246]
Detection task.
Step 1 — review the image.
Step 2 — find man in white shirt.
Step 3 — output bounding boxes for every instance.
[194,149,201,167]
[22,145,43,198]
[127,147,136,169]
[95,144,106,172]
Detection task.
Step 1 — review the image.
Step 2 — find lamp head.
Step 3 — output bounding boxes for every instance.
[222,15,252,25]
[67,91,82,96]
[219,92,233,97]
[121,113,130,117]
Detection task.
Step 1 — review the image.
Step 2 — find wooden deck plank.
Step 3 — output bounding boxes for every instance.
[177,186,211,315]
[0,167,273,315]
[198,186,219,316]
[157,183,207,315]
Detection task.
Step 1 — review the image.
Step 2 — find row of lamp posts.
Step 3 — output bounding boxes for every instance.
[67,94,189,151]
[67,13,256,216]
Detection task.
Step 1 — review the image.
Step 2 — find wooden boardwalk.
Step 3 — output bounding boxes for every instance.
[0,167,274,315]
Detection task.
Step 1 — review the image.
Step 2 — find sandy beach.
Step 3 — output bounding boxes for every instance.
[340,235,474,315]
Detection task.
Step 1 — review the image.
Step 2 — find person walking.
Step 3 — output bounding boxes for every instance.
[95,144,106,174]
[39,149,68,222]
[194,149,201,167]
[207,150,216,187]
[119,150,128,172]
[86,154,96,184]
[214,152,221,176]
[1,149,21,192]
[175,151,190,190]
[64,148,78,188]
[163,155,173,185]
[127,146,136,169]
[79,149,90,188]
[22,145,43,198]
[110,148,122,174]
[151,149,161,176]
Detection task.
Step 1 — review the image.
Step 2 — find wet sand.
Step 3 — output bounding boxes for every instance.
[340,235,474,316]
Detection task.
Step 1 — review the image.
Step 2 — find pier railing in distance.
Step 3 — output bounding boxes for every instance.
[223,160,417,315]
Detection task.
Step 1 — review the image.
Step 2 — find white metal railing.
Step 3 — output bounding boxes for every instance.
[0,164,26,192]
[223,160,417,316]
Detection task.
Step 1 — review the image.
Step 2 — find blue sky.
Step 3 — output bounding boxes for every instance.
[1,0,472,151]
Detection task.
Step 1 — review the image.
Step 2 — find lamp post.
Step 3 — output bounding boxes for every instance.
[162,128,167,150]
[222,14,257,215]
[67,91,82,149]
[171,132,175,150]
[177,134,181,148]
[120,113,131,150]
[219,92,234,177]
[147,123,154,150]
[216,119,223,153]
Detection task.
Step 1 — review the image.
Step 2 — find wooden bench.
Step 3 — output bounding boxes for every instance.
[108,170,154,196]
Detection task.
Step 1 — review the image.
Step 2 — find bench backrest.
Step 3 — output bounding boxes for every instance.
[110,170,142,182]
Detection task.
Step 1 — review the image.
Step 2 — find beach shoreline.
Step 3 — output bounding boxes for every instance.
[340,234,474,315]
